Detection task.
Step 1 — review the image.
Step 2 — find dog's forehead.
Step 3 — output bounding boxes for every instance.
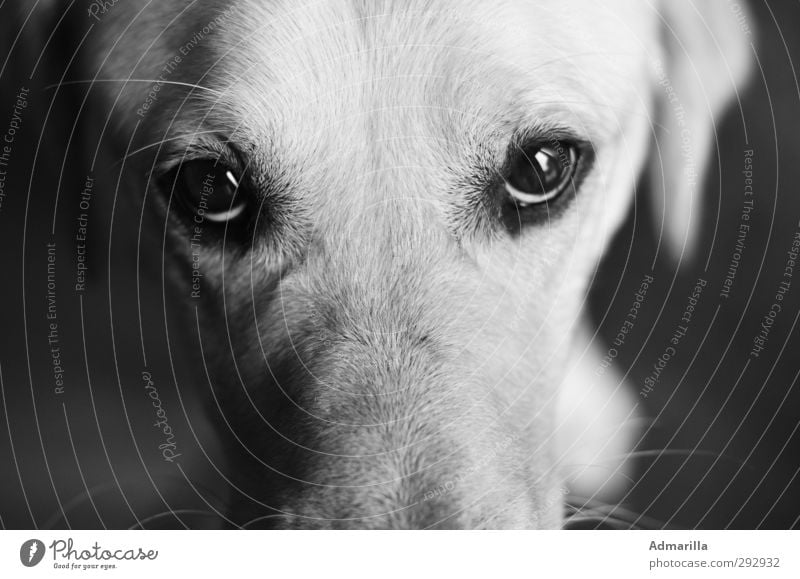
[205,0,656,146]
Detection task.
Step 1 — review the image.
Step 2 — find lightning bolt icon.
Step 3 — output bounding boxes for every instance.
[28,542,38,563]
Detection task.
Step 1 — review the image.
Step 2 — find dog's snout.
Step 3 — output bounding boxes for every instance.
[221,210,561,528]
[226,327,555,529]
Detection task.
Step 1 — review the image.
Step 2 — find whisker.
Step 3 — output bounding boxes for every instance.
[240,514,295,529]
[566,497,640,523]
[609,448,750,468]
[128,509,224,530]
[42,482,121,529]
[43,473,231,530]
[112,130,225,168]
[563,514,636,530]
[45,78,224,97]
[566,497,668,529]
[525,100,667,130]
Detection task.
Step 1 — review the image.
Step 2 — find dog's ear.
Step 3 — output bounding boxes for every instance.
[1,1,88,157]
[1,0,70,77]
[649,1,753,260]
[1,1,107,274]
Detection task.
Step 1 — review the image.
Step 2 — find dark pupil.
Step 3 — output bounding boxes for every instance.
[181,161,237,216]
[508,147,563,194]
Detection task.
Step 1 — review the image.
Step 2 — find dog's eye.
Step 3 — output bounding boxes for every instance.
[173,160,247,223]
[504,143,578,206]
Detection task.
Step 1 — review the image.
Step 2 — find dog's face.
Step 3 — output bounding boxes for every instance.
[74,0,749,527]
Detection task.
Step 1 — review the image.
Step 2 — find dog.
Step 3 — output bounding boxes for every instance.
[3,0,751,529]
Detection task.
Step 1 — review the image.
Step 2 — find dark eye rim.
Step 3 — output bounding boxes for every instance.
[156,145,258,243]
[504,142,579,205]
[171,158,248,223]
[497,136,592,231]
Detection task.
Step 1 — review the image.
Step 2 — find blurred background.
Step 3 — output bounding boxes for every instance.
[0,0,798,529]
[587,1,800,529]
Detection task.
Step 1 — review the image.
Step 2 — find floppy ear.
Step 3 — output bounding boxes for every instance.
[650,0,753,260]
[0,1,69,77]
[1,1,108,276]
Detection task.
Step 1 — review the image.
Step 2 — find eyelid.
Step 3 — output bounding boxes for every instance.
[156,136,243,176]
[494,132,595,231]
[501,134,590,187]
[507,128,589,159]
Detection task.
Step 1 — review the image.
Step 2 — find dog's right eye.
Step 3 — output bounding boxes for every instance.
[503,142,578,207]
[171,160,249,224]
[493,138,587,232]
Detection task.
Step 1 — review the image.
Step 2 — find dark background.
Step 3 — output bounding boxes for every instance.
[0,1,798,529]
[588,1,800,529]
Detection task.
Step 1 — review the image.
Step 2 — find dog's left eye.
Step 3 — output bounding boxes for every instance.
[172,160,248,224]
[503,143,578,207]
